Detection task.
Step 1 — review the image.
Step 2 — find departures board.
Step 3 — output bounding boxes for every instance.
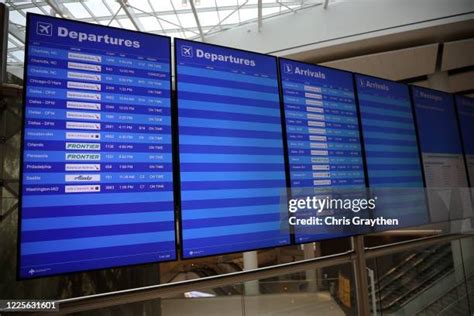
[19,14,176,278]
[175,39,290,259]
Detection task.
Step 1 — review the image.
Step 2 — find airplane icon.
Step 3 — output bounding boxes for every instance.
[181,46,193,57]
[28,269,35,275]
[36,22,52,36]
[284,64,293,74]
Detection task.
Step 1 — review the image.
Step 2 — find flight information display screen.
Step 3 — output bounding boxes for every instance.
[175,39,290,259]
[413,87,470,222]
[279,59,365,243]
[19,14,176,278]
[456,95,474,184]
[355,75,427,227]
[413,87,468,185]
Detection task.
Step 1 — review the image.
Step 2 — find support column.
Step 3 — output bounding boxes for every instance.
[0,3,8,218]
[0,115,3,219]
[303,243,317,292]
[460,237,474,277]
[0,4,8,84]
[0,92,4,219]
[451,240,467,283]
[353,236,370,315]
[243,251,259,295]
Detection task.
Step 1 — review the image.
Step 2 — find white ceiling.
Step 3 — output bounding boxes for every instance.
[5,0,324,69]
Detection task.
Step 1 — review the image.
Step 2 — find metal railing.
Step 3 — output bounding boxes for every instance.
[34,233,472,315]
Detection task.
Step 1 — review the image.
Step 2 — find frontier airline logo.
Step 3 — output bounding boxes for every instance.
[66,143,100,151]
[65,153,101,161]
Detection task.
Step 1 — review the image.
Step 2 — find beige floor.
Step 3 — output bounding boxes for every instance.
[161,292,345,316]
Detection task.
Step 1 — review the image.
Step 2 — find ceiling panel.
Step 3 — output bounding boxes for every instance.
[441,38,474,71]
[322,44,439,81]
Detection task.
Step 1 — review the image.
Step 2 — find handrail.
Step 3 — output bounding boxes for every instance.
[36,233,472,315]
[50,251,354,315]
[364,233,472,259]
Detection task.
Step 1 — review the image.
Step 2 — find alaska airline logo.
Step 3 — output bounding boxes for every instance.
[65,174,100,182]
[37,22,52,36]
[181,46,193,57]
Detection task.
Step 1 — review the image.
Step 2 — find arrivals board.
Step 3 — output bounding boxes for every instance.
[355,75,427,228]
[19,14,176,278]
[279,59,365,243]
[175,39,290,258]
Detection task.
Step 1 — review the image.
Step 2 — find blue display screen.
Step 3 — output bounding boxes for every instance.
[355,75,427,228]
[175,39,290,258]
[455,95,474,184]
[355,75,424,187]
[19,14,176,278]
[413,87,469,223]
[280,59,365,243]
[456,95,474,155]
[413,87,462,154]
